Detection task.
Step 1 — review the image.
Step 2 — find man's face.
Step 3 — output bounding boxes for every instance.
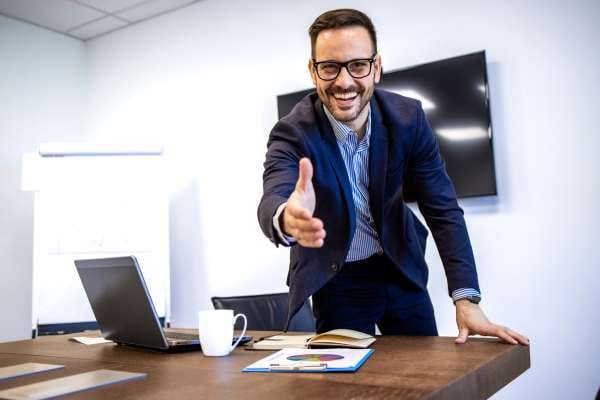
[309,26,381,125]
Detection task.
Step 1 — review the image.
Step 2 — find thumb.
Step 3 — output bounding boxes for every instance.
[455,327,469,344]
[296,158,313,193]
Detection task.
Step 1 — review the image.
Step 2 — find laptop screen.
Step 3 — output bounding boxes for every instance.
[75,256,168,350]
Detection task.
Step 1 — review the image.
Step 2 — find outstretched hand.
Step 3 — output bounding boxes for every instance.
[455,300,529,345]
[282,158,326,247]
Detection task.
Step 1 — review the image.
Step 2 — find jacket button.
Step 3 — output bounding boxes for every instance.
[331,262,339,272]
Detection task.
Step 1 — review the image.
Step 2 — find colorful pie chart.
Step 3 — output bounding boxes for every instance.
[286,354,344,362]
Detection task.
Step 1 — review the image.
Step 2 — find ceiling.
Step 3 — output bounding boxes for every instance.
[0,0,201,41]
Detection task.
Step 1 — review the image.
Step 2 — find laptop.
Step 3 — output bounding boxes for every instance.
[74,256,251,351]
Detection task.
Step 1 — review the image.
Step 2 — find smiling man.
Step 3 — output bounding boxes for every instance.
[258,9,528,345]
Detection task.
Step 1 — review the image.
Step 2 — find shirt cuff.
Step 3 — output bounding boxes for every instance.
[273,202,296,246]
[451,288,481,303]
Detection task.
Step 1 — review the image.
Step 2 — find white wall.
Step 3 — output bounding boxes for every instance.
[0,16,86,341]
[1,0,598,398]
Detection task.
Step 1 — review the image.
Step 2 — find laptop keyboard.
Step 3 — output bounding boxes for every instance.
[165,332,199,341]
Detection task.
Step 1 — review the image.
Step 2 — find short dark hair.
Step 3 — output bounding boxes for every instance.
[308,9,377,59]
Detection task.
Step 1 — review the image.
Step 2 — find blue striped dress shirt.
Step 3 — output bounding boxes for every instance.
[322,106,383,262]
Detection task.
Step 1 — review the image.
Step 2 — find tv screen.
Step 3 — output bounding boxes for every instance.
[276,51,497,201]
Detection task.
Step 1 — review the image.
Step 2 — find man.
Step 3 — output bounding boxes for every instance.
[258,8,528,345]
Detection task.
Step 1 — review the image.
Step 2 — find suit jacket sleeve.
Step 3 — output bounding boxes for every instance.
[257,119,307,246]
[409,105,480,295]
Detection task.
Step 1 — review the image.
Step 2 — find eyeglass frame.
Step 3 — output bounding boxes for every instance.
[311,54,378,81]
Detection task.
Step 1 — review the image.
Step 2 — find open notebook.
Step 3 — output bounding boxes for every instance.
[251,329,375,350]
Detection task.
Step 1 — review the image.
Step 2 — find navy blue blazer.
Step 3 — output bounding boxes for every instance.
[258,89,480,329]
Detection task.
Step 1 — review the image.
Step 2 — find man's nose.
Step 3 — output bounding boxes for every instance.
[334,65,354,87]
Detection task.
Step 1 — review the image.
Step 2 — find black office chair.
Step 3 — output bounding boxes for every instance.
[211,292,315,332]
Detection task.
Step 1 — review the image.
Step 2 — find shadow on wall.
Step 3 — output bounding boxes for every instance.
[169,177,208,327]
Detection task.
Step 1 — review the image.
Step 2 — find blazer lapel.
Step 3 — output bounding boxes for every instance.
[368,100,388,237]
[314,100,356,237]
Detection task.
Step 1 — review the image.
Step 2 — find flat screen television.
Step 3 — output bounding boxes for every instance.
[276,50,497,201]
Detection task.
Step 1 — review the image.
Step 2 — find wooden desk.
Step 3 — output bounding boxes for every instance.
[0,331,529,399]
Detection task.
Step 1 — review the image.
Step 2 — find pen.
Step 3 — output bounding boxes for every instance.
[269,362,327,371]
[256,334,311,342]
[257,332,286,341]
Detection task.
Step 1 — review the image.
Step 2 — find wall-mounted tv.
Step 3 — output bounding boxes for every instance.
[276,50,497,201]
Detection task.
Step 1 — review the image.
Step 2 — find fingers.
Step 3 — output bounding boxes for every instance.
[506,328,530,346]
[478,324,529,346]
[296,158,313,193]
[283,203,325,247]
[288,215,324,232]
[455,327,469,344]
[494,327,519,345]
[297,227,326,246]
[286,215,326,248]
[285,203,313,220]
[298,236,326,248]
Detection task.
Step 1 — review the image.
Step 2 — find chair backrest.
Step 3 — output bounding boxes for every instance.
[211,292,315,332]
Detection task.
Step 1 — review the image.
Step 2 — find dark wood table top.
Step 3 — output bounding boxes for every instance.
[0,330,529,399]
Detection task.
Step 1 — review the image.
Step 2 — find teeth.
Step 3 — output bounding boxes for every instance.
[333,92,357,100]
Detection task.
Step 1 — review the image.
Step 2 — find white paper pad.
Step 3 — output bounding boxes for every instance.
[0,363,64,381]
[70,336,113,345]
[0,369,146,399]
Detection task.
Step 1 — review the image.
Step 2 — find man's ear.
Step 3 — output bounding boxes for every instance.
[374,54,382,84]
[308,58,318,86]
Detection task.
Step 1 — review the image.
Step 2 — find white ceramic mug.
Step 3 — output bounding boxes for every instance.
[198,309,247,356]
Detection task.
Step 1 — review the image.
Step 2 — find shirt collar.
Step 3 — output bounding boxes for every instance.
[323,104,372,147]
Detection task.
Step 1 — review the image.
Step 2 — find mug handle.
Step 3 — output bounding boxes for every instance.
[230,313,247,352]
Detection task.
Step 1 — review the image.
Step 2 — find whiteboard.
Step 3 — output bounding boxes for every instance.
[26,152,170,326]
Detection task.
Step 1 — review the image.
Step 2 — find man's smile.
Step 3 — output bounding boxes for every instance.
[331,91,358,107]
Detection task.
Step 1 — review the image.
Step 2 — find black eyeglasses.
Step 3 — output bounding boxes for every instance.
[312,55,376,81]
